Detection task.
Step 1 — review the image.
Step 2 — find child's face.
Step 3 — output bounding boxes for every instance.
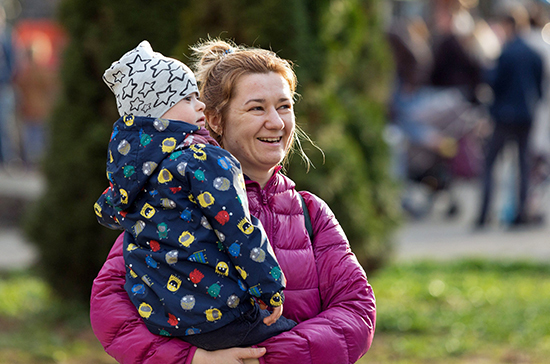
[161,93,206,127]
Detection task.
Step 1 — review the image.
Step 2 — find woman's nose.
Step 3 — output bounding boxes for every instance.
[265,107,285,129]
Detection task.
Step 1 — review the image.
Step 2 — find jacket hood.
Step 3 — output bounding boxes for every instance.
[106,115,201,210]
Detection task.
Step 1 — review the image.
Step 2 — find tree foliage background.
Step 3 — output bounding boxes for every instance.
[25,0,399,303]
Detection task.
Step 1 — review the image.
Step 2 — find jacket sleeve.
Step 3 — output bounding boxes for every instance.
[90,233,197,364]
[257,192,376,364]
[94,186,124,230]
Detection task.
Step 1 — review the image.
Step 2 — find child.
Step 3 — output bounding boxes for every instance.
[94,41,296,351]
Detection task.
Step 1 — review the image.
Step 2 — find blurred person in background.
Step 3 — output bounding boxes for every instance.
[524,3,550,223]
[430,5,482,103]
[0,5,15,165]
[14,38,58,166]
[475,10,543,228]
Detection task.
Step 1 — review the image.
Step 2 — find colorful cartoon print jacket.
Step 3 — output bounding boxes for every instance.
[91,169,376,364]
[94,115,285,337]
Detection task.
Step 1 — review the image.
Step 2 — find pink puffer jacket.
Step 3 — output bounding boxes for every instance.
[90,169,376,364]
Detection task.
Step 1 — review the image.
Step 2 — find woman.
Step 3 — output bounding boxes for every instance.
[90,39,376,364]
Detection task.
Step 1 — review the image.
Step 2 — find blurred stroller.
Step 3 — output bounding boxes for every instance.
[393,87,486,219]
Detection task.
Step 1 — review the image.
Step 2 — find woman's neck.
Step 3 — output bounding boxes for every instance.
[243,167,277,189]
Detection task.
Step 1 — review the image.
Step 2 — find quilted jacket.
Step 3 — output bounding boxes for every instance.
[90,169,376,363]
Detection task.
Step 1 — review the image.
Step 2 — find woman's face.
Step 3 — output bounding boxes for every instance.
[215,72,295,182]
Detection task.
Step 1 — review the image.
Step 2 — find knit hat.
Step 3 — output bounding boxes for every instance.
[103,40,199,117]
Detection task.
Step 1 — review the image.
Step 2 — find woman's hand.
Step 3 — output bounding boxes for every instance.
[192,347,265,364]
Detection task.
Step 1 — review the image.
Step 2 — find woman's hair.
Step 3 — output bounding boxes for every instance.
[191,38,313,170]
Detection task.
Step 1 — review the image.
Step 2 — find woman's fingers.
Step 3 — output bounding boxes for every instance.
[234,346,266,359]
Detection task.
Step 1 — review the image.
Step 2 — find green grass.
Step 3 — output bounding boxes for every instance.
[359,260,550,364]
[0,270,116,364]
[3,260,550,363]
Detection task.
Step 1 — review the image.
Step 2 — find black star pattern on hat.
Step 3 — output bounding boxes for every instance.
[122,78,138,100]
[111,70,125,84]
[127,54,152,76]
[138,81,156,98]
[179,79,197,97]
[150,59,172,78]
[142,103,152,114]
[130,98,144,112]
[154,84,177,107]
[166,64,186,83]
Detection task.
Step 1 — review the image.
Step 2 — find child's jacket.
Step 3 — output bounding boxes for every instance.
[94,115,284,337]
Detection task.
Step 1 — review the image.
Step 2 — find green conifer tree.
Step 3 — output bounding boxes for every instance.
[24,0,186,302]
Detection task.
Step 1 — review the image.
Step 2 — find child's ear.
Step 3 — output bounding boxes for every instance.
[207,112,223,136]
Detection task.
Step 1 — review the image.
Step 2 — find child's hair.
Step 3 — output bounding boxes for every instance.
[191,39,315,170]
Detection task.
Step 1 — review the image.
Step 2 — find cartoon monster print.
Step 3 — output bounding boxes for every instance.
[189,269,204,287]
[142,161,158,176]
[188,249,208,264]
[145,255,159,269]
[180,295,196,311]
[237,217,254,235]
[167,274,182,292]
[148,240,161,252]
[228,242,241,258]
[215,261,229,276]
[197,191,214,208]
[205,308,222,322]
[167,313,180,328]
[140,203,156,219]
[157,168,173,184]
[165,250,178,265]
[138,302,153,319]
[215,209,230,225]
[226,294,240,308]
[250,247,266,263]
[179,231,195,247]
[190,144,207,161]
[157,223,169,239]
[161,137,177,154]
[207,282,222,298]
[153,118,169,131]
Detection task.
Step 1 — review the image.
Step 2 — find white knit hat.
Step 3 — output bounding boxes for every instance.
[103,40,199,117]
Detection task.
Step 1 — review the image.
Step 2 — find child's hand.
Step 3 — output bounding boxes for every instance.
[263,305,283,326]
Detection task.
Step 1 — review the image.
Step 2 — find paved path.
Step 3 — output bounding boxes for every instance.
[1,168,549,271]
[395,180,550,262]
[0,166,43,270]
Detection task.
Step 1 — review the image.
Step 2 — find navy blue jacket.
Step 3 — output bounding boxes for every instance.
[488,36,543,124]
[94,115,284,337]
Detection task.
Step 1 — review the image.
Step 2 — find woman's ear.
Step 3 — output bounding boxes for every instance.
[207,112,223,136]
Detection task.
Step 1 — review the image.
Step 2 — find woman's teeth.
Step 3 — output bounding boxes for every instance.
[258,137,281,143]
